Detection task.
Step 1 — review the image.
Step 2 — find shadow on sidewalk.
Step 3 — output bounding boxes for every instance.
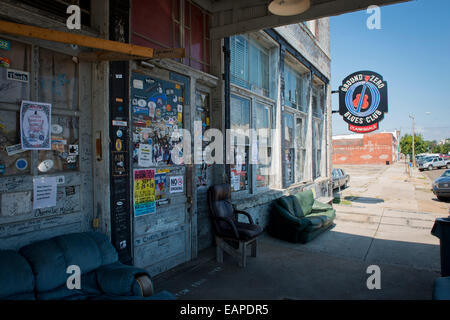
[344,196,384,204]
[153,230,439,300]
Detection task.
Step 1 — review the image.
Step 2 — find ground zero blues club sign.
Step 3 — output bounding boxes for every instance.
[339,71,388,133]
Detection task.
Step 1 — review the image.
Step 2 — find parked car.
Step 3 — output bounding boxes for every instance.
[332,168,350,190]
[416,155,427,163]
[432,169,450,201]
[418,156,450,171]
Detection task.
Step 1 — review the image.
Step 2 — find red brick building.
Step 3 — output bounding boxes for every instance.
[332,132,400,165]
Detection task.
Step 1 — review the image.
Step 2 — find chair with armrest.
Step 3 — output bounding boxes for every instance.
[207,184,263,267]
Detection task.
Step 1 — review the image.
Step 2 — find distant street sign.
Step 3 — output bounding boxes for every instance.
[339,71,388,133]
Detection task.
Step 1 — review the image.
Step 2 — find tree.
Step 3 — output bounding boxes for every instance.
[400,134,428,157]
[439,142,450,154]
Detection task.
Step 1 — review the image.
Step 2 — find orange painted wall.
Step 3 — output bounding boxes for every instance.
[332,133,396,165]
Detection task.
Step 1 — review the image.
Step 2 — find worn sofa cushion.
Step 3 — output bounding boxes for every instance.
[19,239,68,292]
[304,216,323,231]
[0,250,35,299]
[295,190,315,215]
[19,232,104,293]
[54,233,102,274]
[276,196,304,218]
[312,200,333,212]
[36,271,102,300]
[96,262,151,296]
[84,232,118,266]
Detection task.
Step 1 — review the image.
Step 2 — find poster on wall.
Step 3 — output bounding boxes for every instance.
[133,169,156,217]
[20,100,52,150]
[169,175,184,193]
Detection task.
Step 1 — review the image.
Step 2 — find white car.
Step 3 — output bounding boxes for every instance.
[419,157,450,171]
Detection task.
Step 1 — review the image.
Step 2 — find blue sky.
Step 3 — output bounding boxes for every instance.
[330,0,450,141]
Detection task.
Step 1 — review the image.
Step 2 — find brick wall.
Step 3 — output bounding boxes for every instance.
[332,133,396,165]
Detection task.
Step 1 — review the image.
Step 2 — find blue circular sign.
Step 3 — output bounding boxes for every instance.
[16,158,28,171]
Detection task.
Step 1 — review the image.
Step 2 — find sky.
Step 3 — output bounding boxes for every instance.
[330,0,450,142]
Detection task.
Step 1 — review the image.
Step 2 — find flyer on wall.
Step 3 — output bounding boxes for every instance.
[20,100,52,150]
[133,168,156,217]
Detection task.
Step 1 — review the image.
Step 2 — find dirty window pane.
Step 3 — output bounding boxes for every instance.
[295,116,306,149]
[295,116,306,183]
[230,95,250,192]
[313,119,323,179]
[255,103,271,188]
[283,113,294,149]
[0,110,31,176]
[284,64,304,111]
[38,48,79,110]
[284,113,295,185]
[0,38,31,105]
[38,115,79,174]
[312,86,324,119]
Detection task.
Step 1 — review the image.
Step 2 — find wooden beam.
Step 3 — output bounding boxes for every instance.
[152,48,186,59]
[78,51,142,61]
[0,20,155,59]
[78,48,186,62]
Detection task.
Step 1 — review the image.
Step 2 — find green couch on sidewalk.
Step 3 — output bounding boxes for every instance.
[268,189,336,243]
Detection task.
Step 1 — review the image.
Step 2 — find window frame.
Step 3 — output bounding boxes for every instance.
[229,93,251,195]
[0,35,82,178]
[282,54,310,188]
[229,32,278,198]
[230,32,276,99]
[229,90,275,198]
[282,105,308,187]
[311,78,326,180]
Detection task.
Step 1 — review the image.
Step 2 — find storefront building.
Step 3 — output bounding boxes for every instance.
[332,131,400,165]
[0,0,332,276]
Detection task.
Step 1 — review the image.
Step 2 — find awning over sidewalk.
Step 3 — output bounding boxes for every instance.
[202,0,411,39]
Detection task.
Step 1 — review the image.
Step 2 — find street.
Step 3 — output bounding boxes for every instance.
[423,167,450,183]
[154,162,449,299]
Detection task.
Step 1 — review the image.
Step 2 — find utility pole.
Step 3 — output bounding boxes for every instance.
[409,114,415,167]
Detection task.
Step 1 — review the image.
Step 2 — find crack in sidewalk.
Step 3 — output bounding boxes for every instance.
[363,207,385,262]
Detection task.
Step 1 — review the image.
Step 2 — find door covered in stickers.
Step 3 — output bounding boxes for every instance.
[130,71,191,275]
[0,37,93,249]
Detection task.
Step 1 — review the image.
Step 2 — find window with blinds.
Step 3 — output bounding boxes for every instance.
[230,35,270,97]
[284,64,305,111]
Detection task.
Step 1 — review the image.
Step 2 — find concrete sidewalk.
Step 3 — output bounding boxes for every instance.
[153,163,447,300]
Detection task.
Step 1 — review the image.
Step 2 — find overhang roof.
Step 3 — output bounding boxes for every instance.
[193,0,411,39]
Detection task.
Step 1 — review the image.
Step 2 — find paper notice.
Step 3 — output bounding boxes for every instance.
[138,143,153,167]
[33,176,57,209]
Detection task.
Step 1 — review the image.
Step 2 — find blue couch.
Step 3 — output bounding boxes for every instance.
[0,232,175,300]
[433,277,450,300]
